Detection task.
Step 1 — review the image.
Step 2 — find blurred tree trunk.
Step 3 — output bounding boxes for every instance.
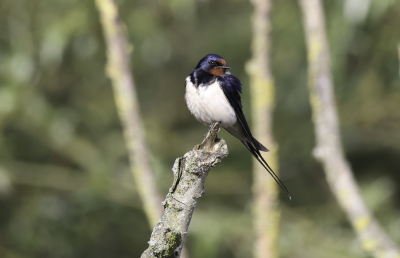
[246,0,280,257]
[95,2,189,257]
[95,0,163,228]
[299,0,400,257]
[141,123,228,258]
[398,43,400,78]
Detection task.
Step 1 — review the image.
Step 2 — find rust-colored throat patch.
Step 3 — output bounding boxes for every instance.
[209,59,228,76]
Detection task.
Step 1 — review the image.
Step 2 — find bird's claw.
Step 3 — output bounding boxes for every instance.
[211,123,221,133]
[204,122,221,138]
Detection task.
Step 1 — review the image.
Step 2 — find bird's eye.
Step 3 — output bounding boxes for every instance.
[209,60,216,66]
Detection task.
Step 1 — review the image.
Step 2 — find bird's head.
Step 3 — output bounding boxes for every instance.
[194,54,231,77]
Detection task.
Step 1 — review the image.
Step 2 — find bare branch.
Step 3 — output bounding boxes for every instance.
[246,0,280,257]
[300,0,400,257]
[141,123,229,258]
[95,0,163,226]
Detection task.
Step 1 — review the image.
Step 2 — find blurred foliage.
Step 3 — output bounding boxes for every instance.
[0,0,399,257]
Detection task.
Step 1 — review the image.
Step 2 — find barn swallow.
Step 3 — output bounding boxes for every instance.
[185,54,290,198]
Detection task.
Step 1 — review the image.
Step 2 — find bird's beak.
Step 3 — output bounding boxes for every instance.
[218,65,231,69]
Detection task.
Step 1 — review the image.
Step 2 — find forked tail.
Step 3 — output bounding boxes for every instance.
[242,140,291,199]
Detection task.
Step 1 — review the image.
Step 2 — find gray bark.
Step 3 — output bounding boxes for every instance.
[141,122,229,258]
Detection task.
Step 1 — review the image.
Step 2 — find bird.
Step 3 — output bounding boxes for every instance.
[185,54,290,198]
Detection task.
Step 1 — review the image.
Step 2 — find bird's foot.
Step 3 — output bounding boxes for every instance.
[204,122,221,138]
[197,122,221,151]
[212,123,221,133]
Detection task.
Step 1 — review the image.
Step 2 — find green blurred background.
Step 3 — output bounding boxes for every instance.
[1,0,400,257]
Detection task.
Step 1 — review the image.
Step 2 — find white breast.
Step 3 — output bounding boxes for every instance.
[185,76,237,128]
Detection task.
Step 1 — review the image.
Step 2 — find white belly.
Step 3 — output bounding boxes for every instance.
[185,76,237,128]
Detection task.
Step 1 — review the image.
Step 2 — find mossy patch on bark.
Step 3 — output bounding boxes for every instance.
[164,231,182,257]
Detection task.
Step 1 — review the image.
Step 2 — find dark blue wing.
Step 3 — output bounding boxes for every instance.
[218,75,254,142]
[218,74,291,198]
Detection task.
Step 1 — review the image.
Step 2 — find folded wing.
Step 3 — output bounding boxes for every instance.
[218,75,291,198]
